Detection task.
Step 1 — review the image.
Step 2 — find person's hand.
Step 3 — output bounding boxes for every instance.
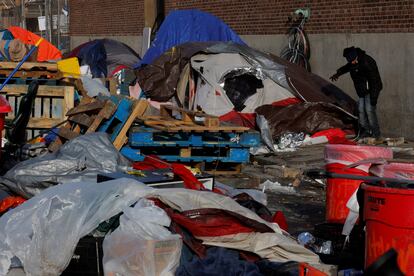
[330,73,339,82]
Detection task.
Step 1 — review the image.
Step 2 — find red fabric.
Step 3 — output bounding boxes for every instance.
[133,156,205,190]
[0,196,26,214]
[132,155,170,170]
[311,128,356,145]
[219,110,256,128]
[299,263,328,276]
[8,26,62,61]
[272,211,289,232]
[168,209,258,237]
[171,163,206,190]
[0,96,11,113]
[271,97,302,107]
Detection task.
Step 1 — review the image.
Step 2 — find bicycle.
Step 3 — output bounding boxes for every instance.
[280,8,311,72]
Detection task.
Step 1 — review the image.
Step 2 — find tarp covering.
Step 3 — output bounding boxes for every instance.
[256,102,354,139]
[67,39,141,77]
[7,26,62,61]
[136,9,245,68]
[136,42,357,118]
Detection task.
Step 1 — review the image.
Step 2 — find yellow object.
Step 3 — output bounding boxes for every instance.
[185,166,202,176]
[35,38,44,47]
[57,57,81,78]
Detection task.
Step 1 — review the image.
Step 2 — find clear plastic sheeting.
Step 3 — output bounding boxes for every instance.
[276,132,305,150]
[205,43,289,89]
[80,76,111,97]
[0,178,153,276]
[256,115,275,152]
[324,144,393,173]
[0,133,130,198]
[103,199,182,276]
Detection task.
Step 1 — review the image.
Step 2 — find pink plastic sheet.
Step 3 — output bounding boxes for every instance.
[325,144,393,172]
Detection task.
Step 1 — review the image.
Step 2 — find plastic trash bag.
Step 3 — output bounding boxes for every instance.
[103,199,182,276]
[0,178,152,276]
[81,76,110,97]
[256,115,275,152]
[0,133,130,198]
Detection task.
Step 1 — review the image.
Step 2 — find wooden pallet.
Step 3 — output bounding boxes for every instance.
[0,61,58,71]
[48,97,149,152]
[48,98,116,151]
[1,84,75,138]
[120,146,250,163]
[128,127,261,148]
[138,104,250,132]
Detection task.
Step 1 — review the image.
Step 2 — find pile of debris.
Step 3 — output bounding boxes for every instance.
[0,8,412,276]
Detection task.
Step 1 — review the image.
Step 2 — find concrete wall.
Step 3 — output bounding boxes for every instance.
[242,33,414,138]
[71,35,143,54]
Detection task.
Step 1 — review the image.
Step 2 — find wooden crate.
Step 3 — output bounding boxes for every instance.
[1,84,75,138]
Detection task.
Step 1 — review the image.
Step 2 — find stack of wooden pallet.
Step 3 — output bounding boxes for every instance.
[48,96,148,152]
[121,104,261,174]
[0,61,75,139]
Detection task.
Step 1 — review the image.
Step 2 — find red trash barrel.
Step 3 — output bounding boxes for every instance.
[325,145,393,223]
[325,163,367,223]
[0,96,11,162]
[363,184,414,275]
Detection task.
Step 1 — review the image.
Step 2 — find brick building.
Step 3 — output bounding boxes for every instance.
[69,0,414,138]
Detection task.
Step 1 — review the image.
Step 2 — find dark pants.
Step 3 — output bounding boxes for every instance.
[358,94,380,138]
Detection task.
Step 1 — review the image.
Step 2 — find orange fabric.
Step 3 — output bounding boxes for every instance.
[0,196,26,214]
[299,263,328,276]
[8,26,62,61]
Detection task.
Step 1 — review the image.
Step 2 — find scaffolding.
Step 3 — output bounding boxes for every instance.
[0,0,70,53]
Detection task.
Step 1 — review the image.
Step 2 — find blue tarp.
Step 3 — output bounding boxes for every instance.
[135,9,245,68]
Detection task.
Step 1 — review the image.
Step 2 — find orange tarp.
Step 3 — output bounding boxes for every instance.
[8,26,62,62]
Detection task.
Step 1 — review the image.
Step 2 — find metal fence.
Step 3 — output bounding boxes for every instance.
[0,0,70,54]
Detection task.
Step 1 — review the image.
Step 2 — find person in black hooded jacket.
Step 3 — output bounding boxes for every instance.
[330,46,383,138]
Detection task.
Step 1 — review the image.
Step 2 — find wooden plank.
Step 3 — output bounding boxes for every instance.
[86,101,117,133]
[0,70,59,79]
[66,100,106,116]
[26,118,62,129]
[68,113,94,127]
[141,119,249,132]
[160,104,218,119]
[34,98,42,118]
[0,61,58,71]
[0,85,67,97]
[74,79,88,97]
[56,127,80,140]
[113,100,149,150]
[43,98,50,118]
[63,86,75,118]
[180,148,191,158]
[52,98,63,119]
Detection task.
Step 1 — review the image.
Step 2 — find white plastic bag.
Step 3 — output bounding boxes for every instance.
[0,178,152,276]
[103,199,182,276]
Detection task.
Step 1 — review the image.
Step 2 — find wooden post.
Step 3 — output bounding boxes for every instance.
[144,0,157,28]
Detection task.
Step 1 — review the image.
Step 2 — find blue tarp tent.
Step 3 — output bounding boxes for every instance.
[135,9,245,68]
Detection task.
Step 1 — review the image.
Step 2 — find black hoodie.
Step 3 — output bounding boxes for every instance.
[336,48,383,105]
